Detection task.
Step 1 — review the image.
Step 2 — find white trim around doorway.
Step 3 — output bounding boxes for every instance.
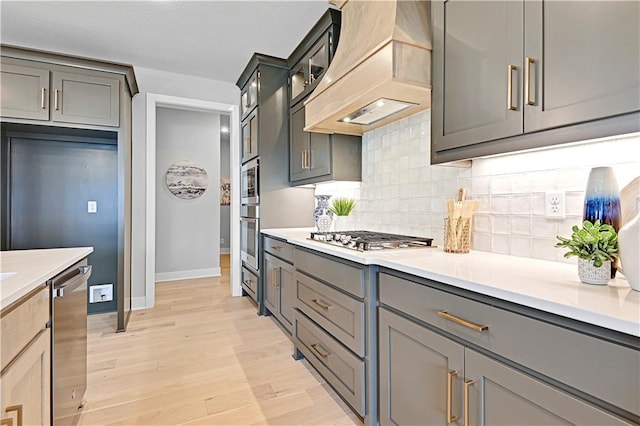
[145,93,241,309]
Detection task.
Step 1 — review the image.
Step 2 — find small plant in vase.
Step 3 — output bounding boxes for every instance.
[555,220,619,285]
[328,197,357,232]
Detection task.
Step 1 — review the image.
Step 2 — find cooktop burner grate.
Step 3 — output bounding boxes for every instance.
[309,230,434,251]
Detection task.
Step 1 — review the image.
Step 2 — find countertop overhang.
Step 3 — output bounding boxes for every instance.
[262,228,640,337]
[1,247,93,310]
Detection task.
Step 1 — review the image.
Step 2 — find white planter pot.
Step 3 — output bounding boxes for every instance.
[333,215,350,232]
[577,259,611,285]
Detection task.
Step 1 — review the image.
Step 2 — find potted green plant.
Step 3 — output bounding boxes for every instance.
[555,219,619,285]
[328,197,357,231]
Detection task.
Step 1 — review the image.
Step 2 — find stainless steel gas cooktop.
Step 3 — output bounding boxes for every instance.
[309,230,434,251]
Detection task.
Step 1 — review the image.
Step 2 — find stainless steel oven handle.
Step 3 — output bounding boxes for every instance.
[52,265,92,298]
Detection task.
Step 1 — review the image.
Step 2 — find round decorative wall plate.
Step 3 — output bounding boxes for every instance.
[165,161,208,199]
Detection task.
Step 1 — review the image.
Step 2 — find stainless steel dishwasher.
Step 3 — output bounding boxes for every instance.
[49,260,91,424]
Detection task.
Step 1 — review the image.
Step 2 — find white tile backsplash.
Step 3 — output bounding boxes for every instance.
[316,110,640,263]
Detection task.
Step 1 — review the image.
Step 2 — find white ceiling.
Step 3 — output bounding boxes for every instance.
[0,0,331,84]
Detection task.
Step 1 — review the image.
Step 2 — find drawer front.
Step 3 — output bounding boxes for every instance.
[241,266,258,301]
[294,311,365,416]
[296,271,364,356]
[0,285,49,370]
[379,272,640,417]
[264,236,294,263]
[294,248,364,298]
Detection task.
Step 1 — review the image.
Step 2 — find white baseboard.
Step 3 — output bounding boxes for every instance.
[131,297,148,311]
[155,267,221,283]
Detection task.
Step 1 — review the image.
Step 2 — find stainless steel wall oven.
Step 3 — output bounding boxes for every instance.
[241,158,259,204]
[240,204,259,270]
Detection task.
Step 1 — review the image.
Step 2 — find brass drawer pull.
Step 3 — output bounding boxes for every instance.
[525,57,535,106]
[54,89,60,111]
[4,405,22,426]
[507,64,517,111]
[271,245,282,251]
[447,370,459,423]
[311,298,331,310]
[464,379,475,426]
[310,343,329,359]
[41,87,46,109]
[438,310,488,332]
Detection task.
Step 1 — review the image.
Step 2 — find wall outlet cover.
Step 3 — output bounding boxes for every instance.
[90,283,113,303]
[545,192,566,219]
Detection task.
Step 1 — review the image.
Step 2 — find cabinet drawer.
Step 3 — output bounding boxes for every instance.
[294,248,364,298]
[295,271,364,356]
[0,285,49,371]
[264,236,294,263]
[379,272,640,417]
[294,311,365,416]
[241,266,258,301]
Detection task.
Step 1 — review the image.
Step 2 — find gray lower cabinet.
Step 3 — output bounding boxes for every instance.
[241,266,258,303]
[264,252,294,332]
[378,270,638,424]
[432,0,640,162]
[1,57,120,127]
[465,348,630,426]
[379,308,464,426]
[0,61,50,121]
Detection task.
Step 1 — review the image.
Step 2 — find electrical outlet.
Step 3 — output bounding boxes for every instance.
[545,192,566,219]
[89,284,113,303]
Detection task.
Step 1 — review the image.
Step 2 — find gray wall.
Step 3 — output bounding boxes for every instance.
[220,114,231,253]
[155,107,220,277]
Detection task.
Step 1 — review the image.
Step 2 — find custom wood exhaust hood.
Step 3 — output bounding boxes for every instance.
[304,0,432,136]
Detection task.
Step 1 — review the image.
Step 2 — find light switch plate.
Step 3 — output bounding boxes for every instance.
[88,201,97,213]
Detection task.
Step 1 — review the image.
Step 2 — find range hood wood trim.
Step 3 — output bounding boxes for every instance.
[304,0,432,135]
[305,42,431,135]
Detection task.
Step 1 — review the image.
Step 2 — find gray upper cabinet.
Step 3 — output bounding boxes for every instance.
[1,57,121,127]
[240,70,258,120]
[241,107,259,164]
[52,71,120,127]
[431,0,524,152]
[523,1,640,132]
[432,0,640,163]
[0,61,50,121]
[287,9,363,186]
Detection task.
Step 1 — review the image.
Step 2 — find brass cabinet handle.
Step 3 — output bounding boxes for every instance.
[271,245,282,252]
[311,298,331,310]
[507,65,517,111]
[276,268,280,288]
[5,405,22,426]
[310,343,329,359]
[41,87,46,109]
[447,370,459,423]
[301,150,305,169]
[464,380,474,426]
[54,89,60,111]
[307,150,312,169]
[525,57,535,106]
[272,269,277,288]
[438,310,488,332]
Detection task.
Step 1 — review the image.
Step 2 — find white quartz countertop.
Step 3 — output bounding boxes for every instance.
[0,247,93,310]
[262,228,640,337]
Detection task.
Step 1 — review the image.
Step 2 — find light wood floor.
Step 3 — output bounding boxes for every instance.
[68,255,361,425]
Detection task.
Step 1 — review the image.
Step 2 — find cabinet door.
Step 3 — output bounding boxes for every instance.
[0,329,51,426]
[290,102,310,182]
[432,0,524,152]
[307,131,331,179]
[263,254,279,316]
[379,308,464,426]
[465,348,631,426]
[278,262,295,331]
[241,109,259,163]
[0,62,50,121]
[52,71,119,127]
[290,32,332,107]
[524,1,640,132]
[241,70,259,119]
